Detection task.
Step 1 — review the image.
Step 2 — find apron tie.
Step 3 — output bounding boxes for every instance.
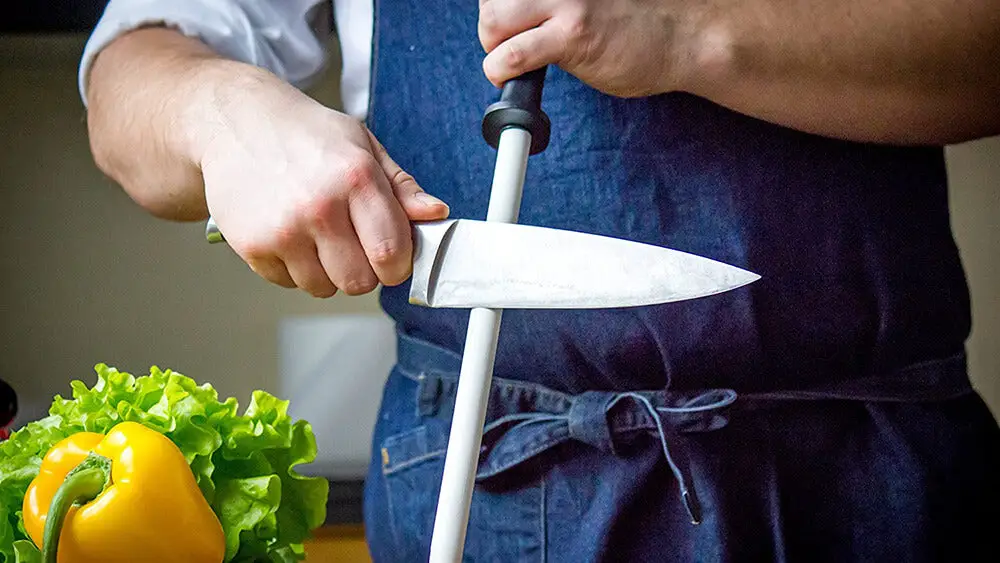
[407,330,972,527]
[425,377,737,525]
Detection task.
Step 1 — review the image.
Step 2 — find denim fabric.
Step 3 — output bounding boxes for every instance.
[364,332,999,562]
[361,0,1000,560]
[367,0,972,396]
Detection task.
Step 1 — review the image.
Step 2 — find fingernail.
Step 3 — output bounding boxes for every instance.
[482,57,499,85]
[416,192,448,208]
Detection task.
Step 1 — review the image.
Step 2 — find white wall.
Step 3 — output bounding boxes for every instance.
[947,137,1000,417]
[1,34,997,433]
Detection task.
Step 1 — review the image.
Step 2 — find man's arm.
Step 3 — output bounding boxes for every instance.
[86,28,231,220]
[687,1,1000,145]
[81,0,334,220]
[82,3,448,298]
[478,0,1000,145]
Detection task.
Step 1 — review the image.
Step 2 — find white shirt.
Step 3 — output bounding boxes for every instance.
[78,0,374,119]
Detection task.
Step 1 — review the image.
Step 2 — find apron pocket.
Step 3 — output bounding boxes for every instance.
[380,420,546,562]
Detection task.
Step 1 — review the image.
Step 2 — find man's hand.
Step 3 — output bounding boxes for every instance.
[478,0,701,97]
[200,71,449,296]
[87,28,449,298]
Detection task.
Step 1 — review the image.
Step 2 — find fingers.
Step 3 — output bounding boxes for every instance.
[366,131,450,221]
[244,226,341,297]
[283,240,340,298]
[478,0,553,53]
[340,151,416,287]
[247,192,381,298]
[305,188,379,295]
[483,24,565,86]
[316,230,377,296]
[246,255,296,289]
[220,116,439,297]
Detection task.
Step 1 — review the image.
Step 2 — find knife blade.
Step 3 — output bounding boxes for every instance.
[409,218,760,309]
[205,216,760,308]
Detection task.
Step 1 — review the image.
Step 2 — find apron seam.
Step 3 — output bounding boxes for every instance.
[382,447,447,476]
[539,474,547,563]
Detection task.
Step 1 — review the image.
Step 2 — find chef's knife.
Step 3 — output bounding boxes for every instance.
[205,217,758,308]
[409,218,759,308]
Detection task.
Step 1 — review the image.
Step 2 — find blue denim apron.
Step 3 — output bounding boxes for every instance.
[361,0,1000,560]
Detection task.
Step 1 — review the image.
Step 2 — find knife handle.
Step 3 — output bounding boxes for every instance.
[482,66,551,154]
[205,216,224,243]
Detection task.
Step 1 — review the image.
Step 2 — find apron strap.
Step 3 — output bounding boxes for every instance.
[402,331,973,526]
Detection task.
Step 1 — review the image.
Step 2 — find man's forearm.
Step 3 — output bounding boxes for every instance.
[86,28,243,221]
[681,0,1000,145]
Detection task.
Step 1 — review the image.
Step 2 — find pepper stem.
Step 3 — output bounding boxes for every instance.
[42,452,112,563]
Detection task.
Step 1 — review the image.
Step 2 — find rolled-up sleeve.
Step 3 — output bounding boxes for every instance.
[78,0,331,106]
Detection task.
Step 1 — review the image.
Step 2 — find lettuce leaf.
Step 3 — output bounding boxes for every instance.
[11,541,39,563]
[0,365,329,563]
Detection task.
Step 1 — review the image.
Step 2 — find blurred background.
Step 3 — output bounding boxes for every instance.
[1,4,999,559]
[1,5,386,558]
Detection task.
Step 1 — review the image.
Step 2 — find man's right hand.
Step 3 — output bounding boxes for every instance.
[199,65,449,297]
[86,28,449,298]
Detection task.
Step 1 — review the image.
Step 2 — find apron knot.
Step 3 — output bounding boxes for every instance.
[465,381,737,525]
[402,330,972,529]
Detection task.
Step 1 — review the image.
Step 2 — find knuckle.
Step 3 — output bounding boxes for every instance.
[240,233,282,263]
[270,225,300,252]
[303,194,342,232]
[504,41,526,69]
[231,218,302,261]
[342,154,380,195]
[566,16,587,41]
[389,168,418,191]
[561,10,589,54]
[479,3,499,37]
[340,274,378,296]
[369,238,404,267]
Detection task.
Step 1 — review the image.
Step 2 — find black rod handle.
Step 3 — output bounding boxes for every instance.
[482,66,551,154]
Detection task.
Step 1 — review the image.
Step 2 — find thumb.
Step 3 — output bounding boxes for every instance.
[367,130,450,221]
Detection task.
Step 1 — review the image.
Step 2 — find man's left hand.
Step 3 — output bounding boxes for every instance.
[478,0,707,97]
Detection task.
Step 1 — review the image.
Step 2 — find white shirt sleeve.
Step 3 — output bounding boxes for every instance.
[332,0,373,119]
[78,0,332,107]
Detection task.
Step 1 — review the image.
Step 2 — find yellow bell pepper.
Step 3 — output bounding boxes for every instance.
[22,421,225,563]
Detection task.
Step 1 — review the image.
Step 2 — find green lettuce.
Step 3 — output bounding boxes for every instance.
[0,364,329,563]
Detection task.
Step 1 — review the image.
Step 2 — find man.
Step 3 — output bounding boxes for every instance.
[80,1,1000,561]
